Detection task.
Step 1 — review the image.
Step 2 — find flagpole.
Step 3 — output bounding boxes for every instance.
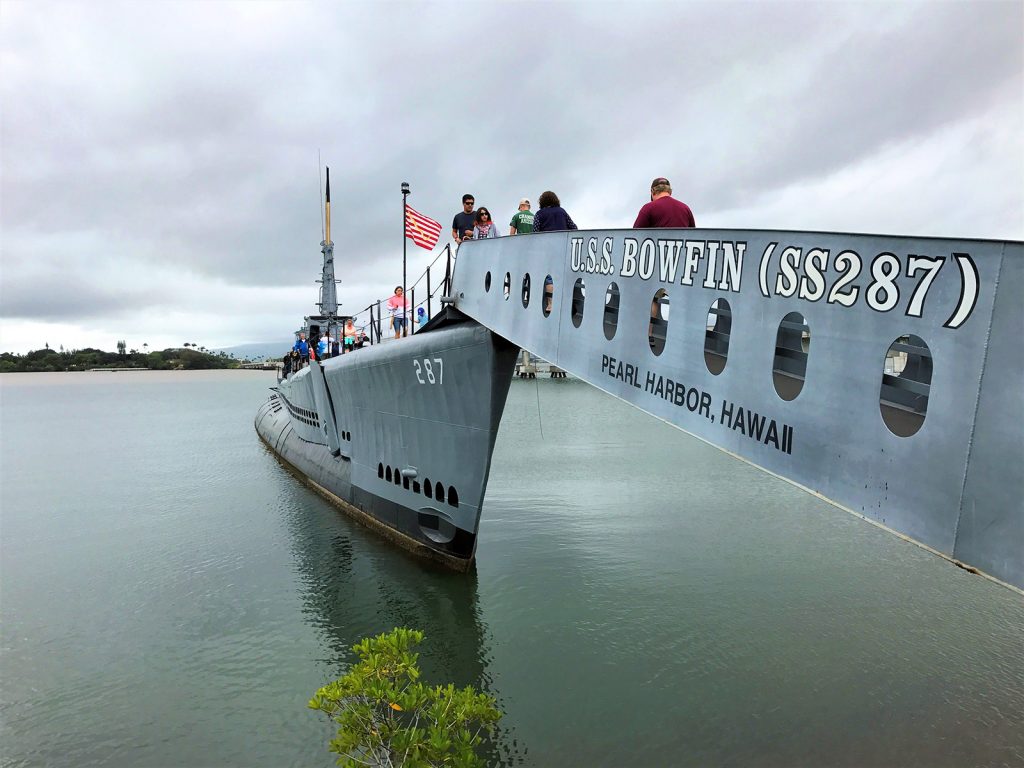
[401,182,410,338]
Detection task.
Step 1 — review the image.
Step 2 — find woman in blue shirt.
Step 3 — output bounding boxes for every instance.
[532,191,578,232]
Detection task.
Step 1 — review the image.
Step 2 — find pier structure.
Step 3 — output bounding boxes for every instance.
[515,350,567,379]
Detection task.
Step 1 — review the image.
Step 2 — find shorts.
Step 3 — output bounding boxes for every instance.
[393,318,407,330]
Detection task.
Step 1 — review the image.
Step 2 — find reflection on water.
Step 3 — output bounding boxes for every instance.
[282,463,525,765]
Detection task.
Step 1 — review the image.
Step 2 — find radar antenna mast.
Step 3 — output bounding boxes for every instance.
[318,167,339,317]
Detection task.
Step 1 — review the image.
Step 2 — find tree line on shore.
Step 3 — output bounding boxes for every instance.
[0,346,242,372]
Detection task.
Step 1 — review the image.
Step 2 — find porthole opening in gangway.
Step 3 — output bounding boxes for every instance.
[571,278,586,328]
[648,289,669,356]
[772,312,810,401]
[603,282,620,340]
[704,298,731,375]
[879,334,932,437]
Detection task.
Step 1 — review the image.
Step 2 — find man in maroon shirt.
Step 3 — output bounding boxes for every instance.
[633,177,696,228]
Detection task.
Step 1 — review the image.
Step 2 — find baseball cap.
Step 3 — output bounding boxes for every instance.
[651,177,671,188]
[519,198,530,206]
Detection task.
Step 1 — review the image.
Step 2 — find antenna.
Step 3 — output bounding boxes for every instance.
[325,166,331,244]
[318,150,325,240]
[318,165,338,317]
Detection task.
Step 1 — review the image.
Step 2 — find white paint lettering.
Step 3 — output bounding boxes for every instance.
[827,250,862,307]
[586,237,598,272]
[570,238,583,271]
[638,239,656,280]
[621,238,639,277]
[601,237,614,275]
[798,248,828,302]
[702,241,720,289]
[775,246,801,297]
[681,240,703,286]
[720,241,745,292]
[657,239,683,283]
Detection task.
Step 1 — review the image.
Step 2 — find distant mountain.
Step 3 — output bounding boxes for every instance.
[216,342,288,361]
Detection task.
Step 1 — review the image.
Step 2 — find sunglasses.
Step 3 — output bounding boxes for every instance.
[464,201,474,206]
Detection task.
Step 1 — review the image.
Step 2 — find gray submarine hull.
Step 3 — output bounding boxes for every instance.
[255,317,518,568]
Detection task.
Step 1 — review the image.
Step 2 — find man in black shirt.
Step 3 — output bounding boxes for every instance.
[451,193,476,243]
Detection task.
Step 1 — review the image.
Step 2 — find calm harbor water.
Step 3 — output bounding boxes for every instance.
[1,370,1022,767]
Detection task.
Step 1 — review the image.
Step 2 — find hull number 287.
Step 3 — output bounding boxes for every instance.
[413,358,444,385]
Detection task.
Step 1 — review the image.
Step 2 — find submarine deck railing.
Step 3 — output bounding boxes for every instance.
[346,243,454,346]
[286,242,455,362]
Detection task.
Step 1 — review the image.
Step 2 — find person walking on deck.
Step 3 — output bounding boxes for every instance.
[343,319,357,351]
[532,191,578,232]
[293,332,309,368]
[472,207,499,239]
[386,286,410,339]
[509,198,534,235]
[633,177,695,229]
[452,194,476,243]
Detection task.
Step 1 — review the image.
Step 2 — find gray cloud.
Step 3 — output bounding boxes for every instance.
[1,0,1021,350]
[0,271,151,320]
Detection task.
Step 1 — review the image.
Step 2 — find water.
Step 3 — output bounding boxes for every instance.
[1,371,1022,767]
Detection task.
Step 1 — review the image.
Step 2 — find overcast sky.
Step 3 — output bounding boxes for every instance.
[1,0,1021,354]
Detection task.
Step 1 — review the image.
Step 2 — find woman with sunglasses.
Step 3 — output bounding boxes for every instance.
[471,207,499,239]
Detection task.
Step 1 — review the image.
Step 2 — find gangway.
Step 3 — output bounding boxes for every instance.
[451,228,1023,590]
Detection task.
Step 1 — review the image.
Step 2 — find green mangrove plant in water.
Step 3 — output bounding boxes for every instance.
[309,627,502,767]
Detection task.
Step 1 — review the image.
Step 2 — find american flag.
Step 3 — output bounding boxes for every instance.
[405,205,443,250]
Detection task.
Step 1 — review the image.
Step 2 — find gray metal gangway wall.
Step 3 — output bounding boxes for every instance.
[452,229,1023,590]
